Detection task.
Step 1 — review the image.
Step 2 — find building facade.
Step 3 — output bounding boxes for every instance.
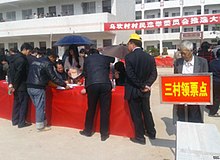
[0,0,134,57]
[135,0,220,55]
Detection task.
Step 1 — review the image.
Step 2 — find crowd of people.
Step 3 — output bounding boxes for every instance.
[0,34,220,145]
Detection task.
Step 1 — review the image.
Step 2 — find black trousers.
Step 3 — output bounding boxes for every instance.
[128,96,156,139]
[84,83,112,136]
[12,91,29,125]
[177,105,202,123]
[210,82,220,115]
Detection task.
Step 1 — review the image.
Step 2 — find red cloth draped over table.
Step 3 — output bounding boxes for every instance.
[155,56,174,67]
[0,81,134,137]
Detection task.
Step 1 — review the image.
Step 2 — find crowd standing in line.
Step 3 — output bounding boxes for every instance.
[0,36,219,144]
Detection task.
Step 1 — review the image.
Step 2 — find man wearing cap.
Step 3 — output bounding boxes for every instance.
[125,33,157,145]
[26,51,70,131]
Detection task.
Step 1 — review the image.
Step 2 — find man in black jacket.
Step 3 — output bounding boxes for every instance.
[8,43,33,128]
[79,49,115,141]
[125,33,157,145]
[26,52,69,131]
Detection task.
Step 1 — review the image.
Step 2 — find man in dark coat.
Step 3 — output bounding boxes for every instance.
[8,43,33,128]
[26,52,69,131]
[125,33,157,145]
[79,48,115,141]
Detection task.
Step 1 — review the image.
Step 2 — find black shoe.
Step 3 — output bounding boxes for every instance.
[12,123,18,126]
[101,135,109,141]
[18,122,32,128]
[130,137,146,145]
[79,130,94,137]
[145,132,156,140]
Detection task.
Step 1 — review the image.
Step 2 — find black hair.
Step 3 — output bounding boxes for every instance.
[20,43,33,51]
[216,48,220,58]
[129,39,142,48]
[218,40,220,45]
[200,41,211,52]
[68,45,80,68]
[87,48,99,55]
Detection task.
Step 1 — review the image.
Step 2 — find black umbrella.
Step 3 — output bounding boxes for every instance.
[53,35,94,46]
[101,45,129,59]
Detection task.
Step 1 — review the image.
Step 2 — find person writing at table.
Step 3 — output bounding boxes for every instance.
[79,48,115,141]
[26,52,70,132]
[125,33,157,145]
[174,40,208,123]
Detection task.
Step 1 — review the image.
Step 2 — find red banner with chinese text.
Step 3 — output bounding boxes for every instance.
[104,14,220,31]
[160,74,213,105]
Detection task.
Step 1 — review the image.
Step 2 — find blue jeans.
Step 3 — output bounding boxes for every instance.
[27,88,46,129]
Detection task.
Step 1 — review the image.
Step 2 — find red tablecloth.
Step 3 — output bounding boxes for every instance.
[0,81,134,137]
[155,56,174,67]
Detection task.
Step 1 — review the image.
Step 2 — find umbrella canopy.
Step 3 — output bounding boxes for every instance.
[101,45,129,59]
[53,35,94,46]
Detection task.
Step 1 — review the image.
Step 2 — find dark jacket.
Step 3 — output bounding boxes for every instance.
[83,53,115,88]
[209,58,220,83]
[9,52,29,91]
[26,57,66,89]
[124,48,157,100]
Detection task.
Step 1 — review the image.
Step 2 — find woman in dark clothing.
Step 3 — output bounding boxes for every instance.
[114,61,126,86]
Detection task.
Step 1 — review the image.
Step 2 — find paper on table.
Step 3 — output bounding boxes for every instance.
[56,84,79,90]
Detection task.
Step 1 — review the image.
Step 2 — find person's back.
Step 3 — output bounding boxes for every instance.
[84,52,114,88]
[126,48,156,84]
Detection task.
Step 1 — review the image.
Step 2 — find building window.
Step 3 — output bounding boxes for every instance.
[103,39,112,47]
[196,26,201,31]
[91,40,97,48]
[164,28,169,33]
[171,12,180,17]
[212,10,220,14]
[135,11,142,20]
[171,28,180,33]
[147,15,155,19]
[22,9,32,19]
[184,11,194,16]
[136,30,142,35]
[82,2,96,14]
[37,8,44,18]
[163,42,176,49]
[145,0,157,3]
[49,6,56,17]
[204,25,208,31]
[102,0,111,13]
[204,9,209,14]
[0,13,3,21]
[8,43,18,50]
[62,4,74,16]
[136,0,142,4]
[164,12,169,17]
[6,11,16,21]
[212,26,220,31]
[39,41,46,51]
[0,43,5,53]
[184,27,193,32]
[144,30,155,34]
[197,9,201,15]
